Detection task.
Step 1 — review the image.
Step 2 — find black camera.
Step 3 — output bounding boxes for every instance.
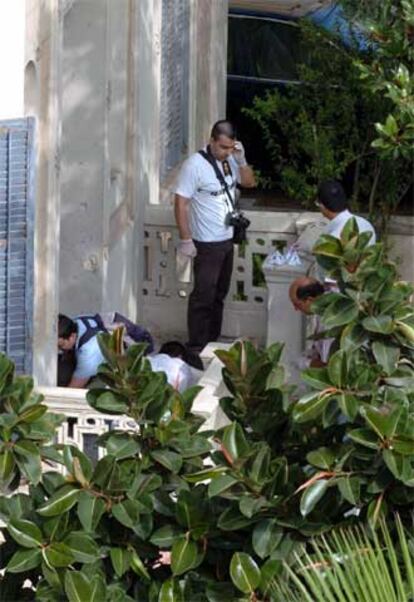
[226,211,251,244]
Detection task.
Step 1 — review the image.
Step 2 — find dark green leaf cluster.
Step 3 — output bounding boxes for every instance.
[1,227,414,600]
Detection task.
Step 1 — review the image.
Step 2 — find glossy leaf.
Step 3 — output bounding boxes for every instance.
[37,485,80,517]
[77,491,106,532]
[130,549,150,580]
[362,315,394,334]
[208,474,238,498]
[110,547,130,578]
[150,525,182,548]
[300,479,329,517]
[348,428,380,449]
[337,476,361,505]
[43,542,75,567]
[8,518,43,548]
[306,447,336,470]
[7,548,42,573]
[252,519,283,559]
[64,531,100,564]
[230,552,261,594]
[150,449,183,473]
[106,434,140,459]
[112,499,141,528]
[171,537,198,576]
[372,341,400,375]
[158,579,184,602]
[293,390,333,423]
[221,422,249,461]
[64,570,92,602]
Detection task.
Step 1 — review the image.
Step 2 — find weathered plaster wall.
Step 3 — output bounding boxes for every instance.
[25,0,62,385]
[59,0,143,322]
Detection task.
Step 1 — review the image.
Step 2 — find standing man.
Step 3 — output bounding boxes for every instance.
[174,120,256,353]
[316,180,376,244]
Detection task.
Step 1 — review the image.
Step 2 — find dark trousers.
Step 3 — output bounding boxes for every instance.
[188,239,234,349]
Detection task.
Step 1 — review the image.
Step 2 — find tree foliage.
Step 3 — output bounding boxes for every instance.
[243,11,413,228]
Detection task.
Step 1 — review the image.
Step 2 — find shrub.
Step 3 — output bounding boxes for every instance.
[0,224,413,600]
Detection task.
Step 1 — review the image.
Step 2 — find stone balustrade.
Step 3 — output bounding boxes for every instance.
[37,343,231,458]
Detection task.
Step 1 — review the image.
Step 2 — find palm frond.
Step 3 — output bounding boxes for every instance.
[270,516,414,602]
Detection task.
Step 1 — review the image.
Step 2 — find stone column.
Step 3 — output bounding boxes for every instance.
[188,0,228,152]
[263,263,309,384]
[25,0,63,385]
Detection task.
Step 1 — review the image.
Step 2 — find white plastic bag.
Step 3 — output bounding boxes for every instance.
[264,244,302,268]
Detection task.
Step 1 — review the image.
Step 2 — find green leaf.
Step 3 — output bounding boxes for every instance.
[383,450,413,483]
[8,518,43,548]
[301,367,332,390]
[158,579,184,602]
[150,525,183,548]
[150,449,183,473]
[313,235,343,258]
[327,350,348,388]
[106,434,140,459]
[208,474,238,498]
[323,298,359,329]
[260,558,283,595]
[44,542,75,567]
[300,479,329,517]
[230,552,261,594]
[337,476,360,505]
[77,491,106,532]
[171,537,198,576]
[252,519,283,559]
[64,532,100,564]
[293,390,333,423]
[14,441,42,484]
[37,485,80,517]
[372,341,400,375]
[0,449,16,489]
[7,548,42,573]
[338,393,359,420]
[362,315,394,334]
[217,506,253,531]
[361,405,402,439]
[306,447,336,470]
[221,422,249,460]
[130,549,150,581]
[112,499,140,528]
[110,547,130,578]
[239,495,266,518]
[348,428,380,449]
[89,390,128,415]
[64,570,92,602]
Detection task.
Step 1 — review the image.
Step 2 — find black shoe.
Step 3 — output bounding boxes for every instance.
[184,345,204,371]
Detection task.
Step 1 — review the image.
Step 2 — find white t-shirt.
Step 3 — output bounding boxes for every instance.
[174,150,240,242]
[148,354,195,392]
[325,210,376,244]
[73,317,106,380]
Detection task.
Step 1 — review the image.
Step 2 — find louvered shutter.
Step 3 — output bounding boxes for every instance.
[159,0,190,182]
[0,118,35,374]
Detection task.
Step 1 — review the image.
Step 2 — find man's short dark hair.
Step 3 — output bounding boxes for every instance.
[211,120,236,141]
[318,180,348,212]
[58,314,77,339]
[296,282,325,301]
[159,341,186,358]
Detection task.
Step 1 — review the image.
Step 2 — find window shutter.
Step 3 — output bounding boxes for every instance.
[0,118,35,374]
[159,0,190,182]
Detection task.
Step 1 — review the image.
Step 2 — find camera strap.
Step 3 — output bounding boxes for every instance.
[198,149,236,212]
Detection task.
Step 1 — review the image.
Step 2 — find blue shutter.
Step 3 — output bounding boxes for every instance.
[0,118,35,374]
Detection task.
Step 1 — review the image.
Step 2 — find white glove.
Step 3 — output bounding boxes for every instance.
[177,239,197,258]
[233,141,247,167]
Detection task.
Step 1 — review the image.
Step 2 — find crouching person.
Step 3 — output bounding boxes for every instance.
[148,341,203,393]
[57,313,153,388]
